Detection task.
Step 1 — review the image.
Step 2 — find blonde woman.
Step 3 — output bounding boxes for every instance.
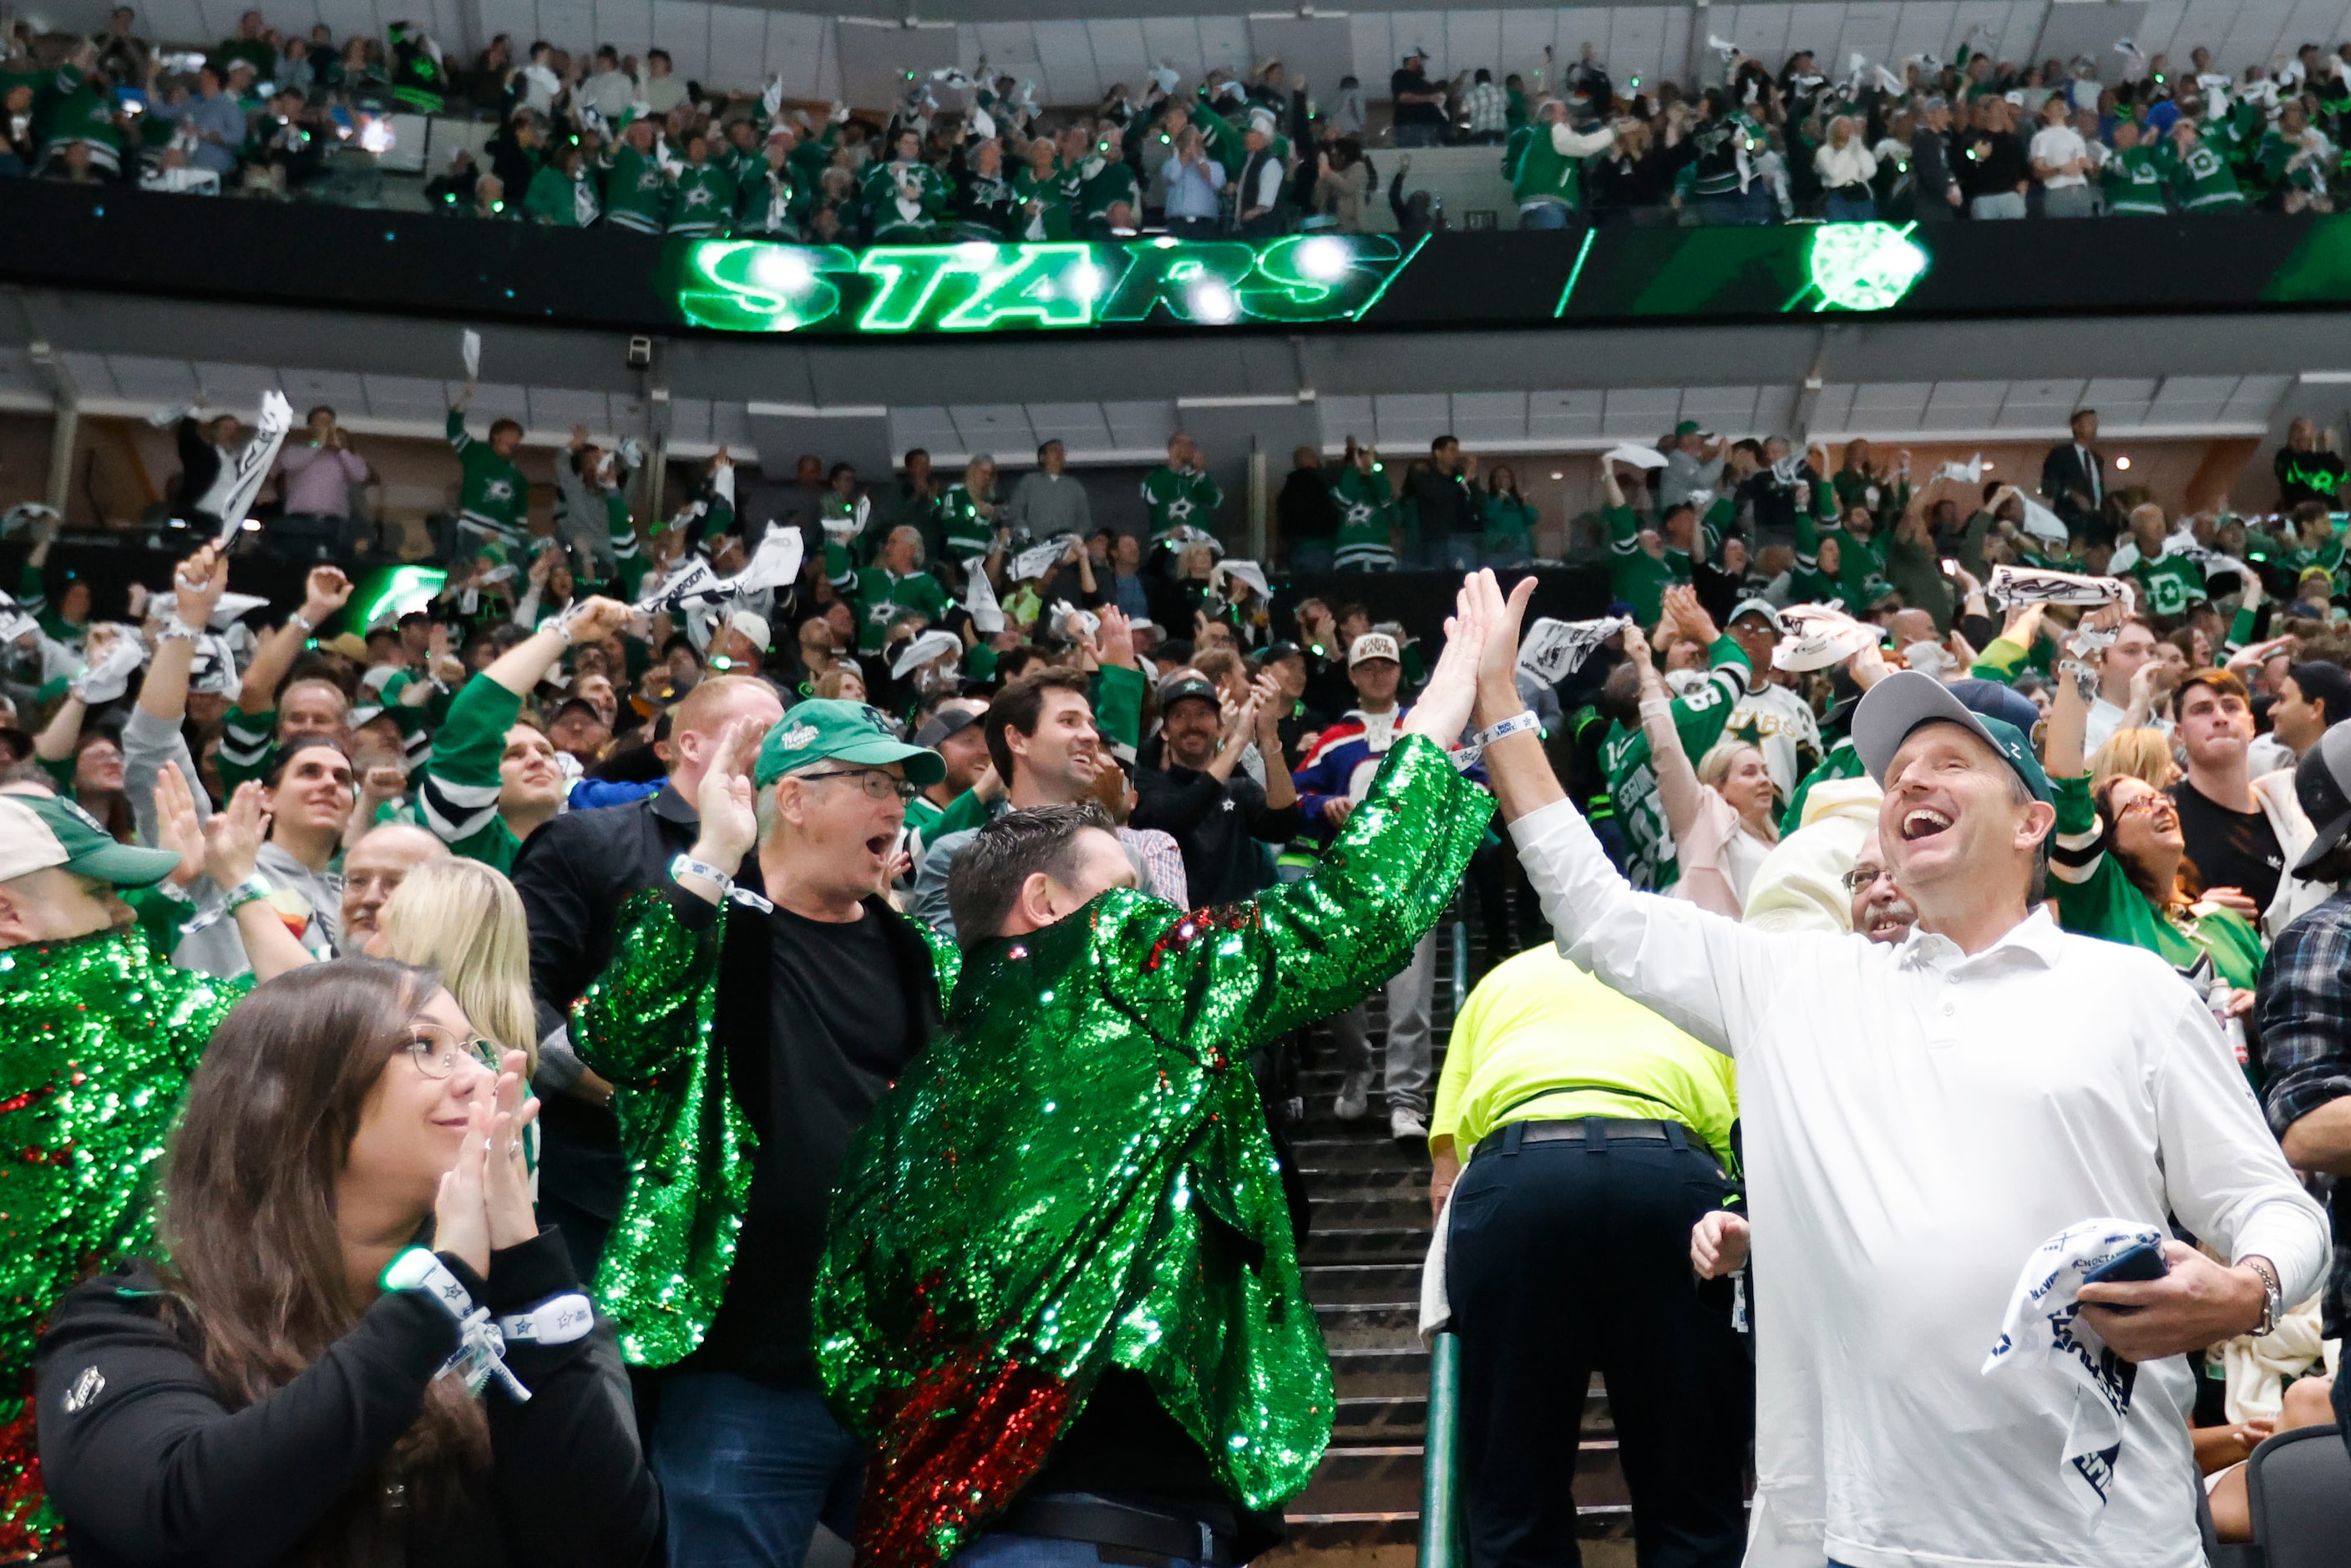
[366,857,551,1181]
[2090,726,2181,792]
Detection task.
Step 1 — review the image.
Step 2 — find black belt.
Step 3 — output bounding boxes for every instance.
[997,1495,1240,1567]
[1474,1116,1680,1158]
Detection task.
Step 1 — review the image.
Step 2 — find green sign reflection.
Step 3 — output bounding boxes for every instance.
[673,235,1421,335]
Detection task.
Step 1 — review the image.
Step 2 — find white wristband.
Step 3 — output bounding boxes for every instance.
[158,617,203,644]
[1455,710,1541,771]
[498,1292,595,1346]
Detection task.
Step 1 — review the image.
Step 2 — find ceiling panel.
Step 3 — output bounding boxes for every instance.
[526,387,616,432]
[1448,390,1528,441]
[1318,396,1378,446]
[950,404,1038,454]
[1599,386,1678,435]
[1675,384,1761,431]
[1373,391,1452,447]
[1810,382,1858,427]
[1103,400,1178,451]
[667,397,713,445]
[2149,374,2242,419]
[1919,379,2005,427]
[1026,401,1115,450]
[362,374,457,419]
[1528,388,1606,438]
[888,406,963,456]
[190,362,283,404]
[106,357,201,404]
[2223,374,2293,422]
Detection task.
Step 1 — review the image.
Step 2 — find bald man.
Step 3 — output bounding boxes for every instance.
[509,672,788,1279]
[338,823,450,950]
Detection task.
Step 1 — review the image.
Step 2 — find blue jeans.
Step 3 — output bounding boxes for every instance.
[1519,201,1571,230]
[1395,124,1442,148]
[1442,534,1483,571]
[1286,539,1334,574]
[652,1373,864,1568]
[1823,192,1876,221]
[1697,189,1771,225]
[1970,190,2027,219]
[954,1527,1198,1568]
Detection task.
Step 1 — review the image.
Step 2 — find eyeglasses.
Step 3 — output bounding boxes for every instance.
[405,1024,502,1080]
[2112,794,2176,824]
[797,768,920,802]
[1839,864,1895,895]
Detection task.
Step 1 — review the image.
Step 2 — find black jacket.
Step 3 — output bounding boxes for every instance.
[36,1234,659,1568]
[2039,442,2105,525]
[509,786,723,1274]
[175,417,225,522]
[1132,765,1303,906]
[1275,467,1341,545]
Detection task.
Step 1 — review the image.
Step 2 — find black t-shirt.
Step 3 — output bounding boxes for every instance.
[1391,68,1443,128]
[689,903,914,1383]
[1958,129,2028,199]
[2169,779,2286,913]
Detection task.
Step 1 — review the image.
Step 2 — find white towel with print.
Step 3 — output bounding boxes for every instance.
[1981,1218,2165,1516]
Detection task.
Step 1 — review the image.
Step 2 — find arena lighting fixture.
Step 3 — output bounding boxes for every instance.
[2115,455,2133,471]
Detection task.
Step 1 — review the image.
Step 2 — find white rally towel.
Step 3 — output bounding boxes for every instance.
[1988,564,2135,611]
[1981,1218,2166,1515]
[1603,443,1670,471]
[1518,615,1630,683]
[210,392,294,547]
[962,557,1005,635]
[1772,604,1876,671]
[461,328,482,379]
[1011,535,1079,583]
[891,628,962,679]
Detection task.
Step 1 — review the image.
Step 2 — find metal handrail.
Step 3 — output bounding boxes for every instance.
[1419,1330,1466,1568]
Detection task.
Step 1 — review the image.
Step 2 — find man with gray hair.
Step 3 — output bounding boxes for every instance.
[852,523,949,655]
[574,701,955,1568]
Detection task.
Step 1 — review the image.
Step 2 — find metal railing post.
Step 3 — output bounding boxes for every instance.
[1421,1330,1466,1568]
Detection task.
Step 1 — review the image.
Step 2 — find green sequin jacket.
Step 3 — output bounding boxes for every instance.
[811,735,1492,1566]
[571,886,960,1368]
[2,925,241,1560]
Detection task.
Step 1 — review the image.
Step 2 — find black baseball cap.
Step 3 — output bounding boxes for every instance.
[1261,640,1307,666]
[2293,721,2351,874]
[914,706,982,750]
[1158,670,1221,711]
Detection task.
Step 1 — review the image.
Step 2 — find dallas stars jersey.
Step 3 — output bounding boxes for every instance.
[604,144,667,233]
[524,163,600,226]
[446,408,529,544]
[737,165,803,239]
[937,483,1000,560]
[414,673,533,872]
[2172,133,2246,210]
[1502,120,1591,210]
[667,159,737,238]
[1012,164,1072,241]
[2131,549,2207,616]
[1142,464,1223,544]
[1332,464,1397,569]
[2101,143,2171,215]
[955,170,1021,240]
[1602,503,1690,626]
[853,566,950,652]
[1599,640,1751,891]
[861,159,953,241]
[1689,112,1761,197]
[38,63,122,169]
[1077,154,1140,235]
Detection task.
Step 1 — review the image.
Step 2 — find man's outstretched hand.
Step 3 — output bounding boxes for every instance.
[1466,570,1537,725]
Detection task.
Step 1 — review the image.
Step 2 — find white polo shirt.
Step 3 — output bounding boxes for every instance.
[1510,797,2327,1568]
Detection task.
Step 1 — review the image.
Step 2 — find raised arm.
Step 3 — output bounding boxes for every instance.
[236,567,352,718]
[1624,624,1705,848]
[1462,570,1783,1054]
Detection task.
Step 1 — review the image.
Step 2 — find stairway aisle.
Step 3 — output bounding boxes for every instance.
[1267,933,1638,1568]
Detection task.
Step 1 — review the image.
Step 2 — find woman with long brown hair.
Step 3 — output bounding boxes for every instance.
[35,961,659,1568]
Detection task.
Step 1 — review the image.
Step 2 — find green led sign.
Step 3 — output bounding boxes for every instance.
[1793,221,1929,312]
[671,234,1422,335]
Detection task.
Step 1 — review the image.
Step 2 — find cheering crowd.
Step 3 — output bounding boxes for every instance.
[6,377,2351,1568]
[9,3,2351,232]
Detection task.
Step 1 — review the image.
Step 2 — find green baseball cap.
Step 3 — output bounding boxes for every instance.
[753,699,946,790]
[1674,419,1702,437]
[1851,670,2053,803]
[0,792,183,888]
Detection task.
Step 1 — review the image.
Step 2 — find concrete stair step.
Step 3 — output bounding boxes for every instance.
[1300,1227,1433,1265]
[1290,1439,1629,1517]
[1302,1262,1423,1302]
[1295,1138,1432,1173]
[1312,1299,1421,1350]
[1310,1191,1434,1227]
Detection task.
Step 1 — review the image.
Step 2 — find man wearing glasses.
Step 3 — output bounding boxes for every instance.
[573,700,958,1568]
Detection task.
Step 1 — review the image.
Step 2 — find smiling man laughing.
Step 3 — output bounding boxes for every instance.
[1457,567,2330,1568]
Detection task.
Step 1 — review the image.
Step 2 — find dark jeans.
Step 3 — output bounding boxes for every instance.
[1395,123,1443,148]
[651,1372,864,1568]
[1451,1124,1753,1568]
